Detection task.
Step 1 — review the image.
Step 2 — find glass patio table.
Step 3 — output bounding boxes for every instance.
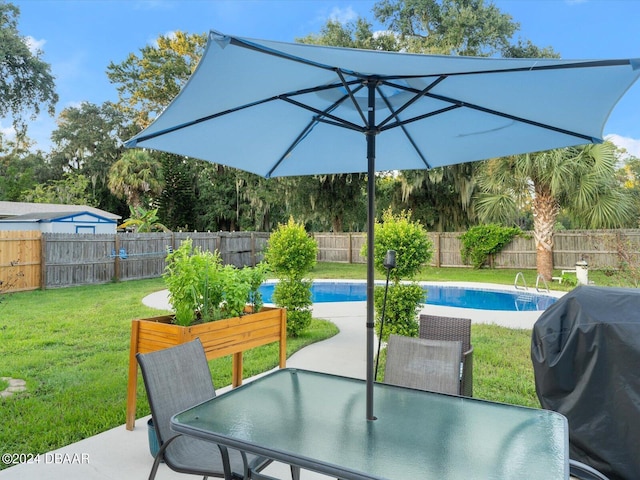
[171,368,569,480]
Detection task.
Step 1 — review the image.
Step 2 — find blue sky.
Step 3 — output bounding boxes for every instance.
[7,0,640,157]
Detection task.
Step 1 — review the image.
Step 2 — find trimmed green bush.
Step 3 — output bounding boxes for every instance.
[362,209,432,339]
[374,283,426,340]
[364,209,433,282]
[264,218,318,336]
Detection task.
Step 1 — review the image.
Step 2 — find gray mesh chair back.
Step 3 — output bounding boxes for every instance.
[384,335,462,395]
[137,338,273,480]
[419,314,474,396]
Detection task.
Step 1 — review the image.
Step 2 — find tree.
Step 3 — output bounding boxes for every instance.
[107,31,207,129]
[617,154,640,226]
[395,164,479,231]
[20,172,94,205]
[0,2,57,135]
[0,135,48,200]
[475,142,637,280]
[157,152,197,230]
[49,101,130,215]
[373,0,518,56]
[108,31,208,228]
[107,150,163,208]
[288,174,367,232]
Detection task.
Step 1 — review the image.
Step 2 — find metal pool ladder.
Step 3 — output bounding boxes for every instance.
[535,274,550,293]
[514,271,550,293]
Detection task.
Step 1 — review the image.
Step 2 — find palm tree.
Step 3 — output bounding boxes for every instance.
[107,150,163,208]
[475,142,636,280]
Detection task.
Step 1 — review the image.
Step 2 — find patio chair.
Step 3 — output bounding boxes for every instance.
[569,460,611,480]
[137,338,299,480]
[384,335,462,395]
[419,314,474,396]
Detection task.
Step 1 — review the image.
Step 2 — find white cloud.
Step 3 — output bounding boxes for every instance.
[24,35,46,55]
[1,121,16,139]
[606,134,640,159]
[328,6,358,25]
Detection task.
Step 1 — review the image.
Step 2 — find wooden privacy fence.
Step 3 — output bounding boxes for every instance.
[0,231,268,291]
[41,231,269,289]
[1,229,639,292]
[0,231,41,292]
[312,230,640,270]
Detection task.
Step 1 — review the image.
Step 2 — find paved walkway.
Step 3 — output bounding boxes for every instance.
[1,286,558,479]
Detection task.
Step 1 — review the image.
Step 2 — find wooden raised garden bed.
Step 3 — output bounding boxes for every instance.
[126,306,287,430]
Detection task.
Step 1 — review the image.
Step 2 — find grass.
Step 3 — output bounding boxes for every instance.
[0,277,337,467]
[0,263,622,466]
[311,261,622,289]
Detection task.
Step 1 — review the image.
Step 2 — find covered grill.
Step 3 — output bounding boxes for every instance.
[531,286,640,479]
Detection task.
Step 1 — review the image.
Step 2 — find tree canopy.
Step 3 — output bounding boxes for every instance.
[0,2,57,135]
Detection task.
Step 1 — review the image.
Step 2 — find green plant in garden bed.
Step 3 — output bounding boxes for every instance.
[164,238,268,326]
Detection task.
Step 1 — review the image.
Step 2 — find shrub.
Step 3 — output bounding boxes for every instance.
[374,283,425,340]
[362,209,433,282]
[264,218,318,336]
[272,278,313,336]
[460,224,521,269]
[362,209,431,339]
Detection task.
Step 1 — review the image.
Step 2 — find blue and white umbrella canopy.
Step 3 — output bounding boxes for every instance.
[127,30,639,419]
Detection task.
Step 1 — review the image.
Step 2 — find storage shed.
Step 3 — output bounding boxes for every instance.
[0,211,117,234]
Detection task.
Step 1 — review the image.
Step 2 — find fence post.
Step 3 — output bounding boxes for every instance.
[40,233,47,290]
[434,233,441,268]
[250,232,256,267]
[114,234,121,282]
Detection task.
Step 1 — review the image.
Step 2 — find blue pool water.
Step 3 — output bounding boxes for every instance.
[259,282,556,312]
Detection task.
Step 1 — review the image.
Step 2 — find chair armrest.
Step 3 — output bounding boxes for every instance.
[461,346,473,397]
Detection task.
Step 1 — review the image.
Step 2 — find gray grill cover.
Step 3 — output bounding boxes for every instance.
[531,286,640,480]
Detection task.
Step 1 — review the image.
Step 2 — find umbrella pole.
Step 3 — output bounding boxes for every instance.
[366,79,377,421]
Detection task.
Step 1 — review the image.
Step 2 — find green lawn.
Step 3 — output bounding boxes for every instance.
[0,278,337,465]
[0,264,617,466]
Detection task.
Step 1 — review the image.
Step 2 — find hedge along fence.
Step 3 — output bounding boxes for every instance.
[1,229,638,292]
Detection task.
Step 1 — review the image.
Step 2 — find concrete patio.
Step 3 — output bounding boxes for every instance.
[0,289,559,479]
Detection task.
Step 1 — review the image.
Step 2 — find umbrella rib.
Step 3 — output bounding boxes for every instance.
[280,96,364,133]
[267,88,367,177]
[377,76,447,129]
[336,69,369,126]
[266,119,319,178]
[376,84,433,169]
[425,92,597,142]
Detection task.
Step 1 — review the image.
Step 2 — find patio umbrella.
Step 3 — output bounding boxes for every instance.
[126,30,640,420]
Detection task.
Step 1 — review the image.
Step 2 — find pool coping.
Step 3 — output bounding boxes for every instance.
[144,280,565,330]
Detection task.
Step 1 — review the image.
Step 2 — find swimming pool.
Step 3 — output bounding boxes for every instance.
[259,281,556,312]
